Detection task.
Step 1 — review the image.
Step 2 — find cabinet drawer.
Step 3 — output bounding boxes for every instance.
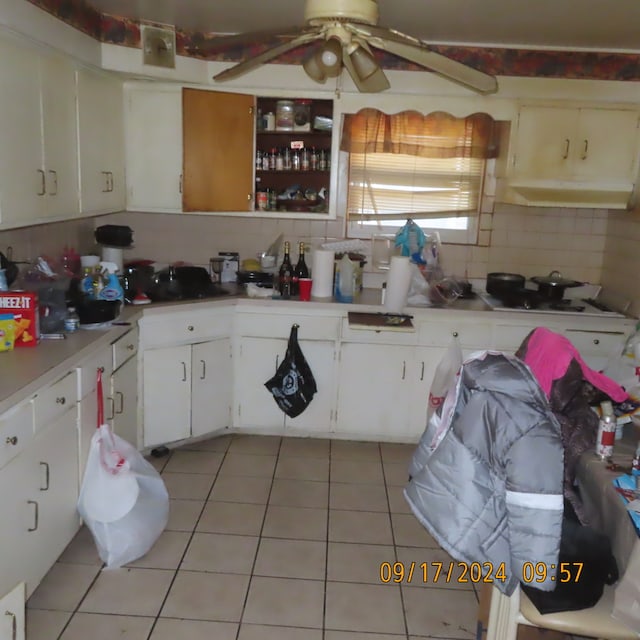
[418,321,493,348]
[78,348,113,399]
[113,326,139,370]
[33,372,77,433]
[0,401,34,469]
[492,324,536,352]
[141,307,232,347]
[563,329,625,356]
[340,318,417,345]
[236,313,340,341]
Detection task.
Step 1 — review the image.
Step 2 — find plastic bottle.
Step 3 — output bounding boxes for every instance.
[64,307,80,332]
[632,443,640,477]
[595,400,616,460]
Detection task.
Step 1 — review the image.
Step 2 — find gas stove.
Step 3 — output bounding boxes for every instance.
[478,291,628,318]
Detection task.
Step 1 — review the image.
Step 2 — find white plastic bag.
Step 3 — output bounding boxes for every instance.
[427,335,463,422]
[77,370,169,568]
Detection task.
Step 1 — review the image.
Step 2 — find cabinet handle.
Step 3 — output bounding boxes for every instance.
[107,396,115,420]
[179,173,183,194]
[420,361,425,381]
[27,500,39,532]
[247,193,252,201]
[5,436,17,446]
[48,169,58,195]
[37,169,46,195]
[200,359,206,380]
[581,139,588,160]
[187,325,194,332]
[562,138,570,159]
[101,171,110,192]
[402,361,406,380]
[40,461,50,491]
[108,171,114,192]
[181,361,187,382]
[116,391,124,414]
[56,396,66,405]
[593,338,600,345]
[4,609,16,640]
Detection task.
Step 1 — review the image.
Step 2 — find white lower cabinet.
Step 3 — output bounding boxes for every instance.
[143,338,231,448]
[0,405,79,600]
[0,583,25,640]
[108,355,138,446]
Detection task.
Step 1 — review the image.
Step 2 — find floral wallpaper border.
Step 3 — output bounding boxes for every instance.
[27,0,640,81]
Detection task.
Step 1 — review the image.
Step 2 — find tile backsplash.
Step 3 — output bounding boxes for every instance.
[1,203,636,316]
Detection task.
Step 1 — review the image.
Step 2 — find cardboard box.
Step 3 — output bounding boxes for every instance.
[476,583,571,640]
[0,292,39,347]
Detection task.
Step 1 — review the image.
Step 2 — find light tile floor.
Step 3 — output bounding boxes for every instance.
[26,434,481,639]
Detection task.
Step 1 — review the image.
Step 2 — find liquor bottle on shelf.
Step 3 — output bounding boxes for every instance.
[292,242,309,297]
[275,148,284,171]
[278,241,293,299]
[283,147,292,170]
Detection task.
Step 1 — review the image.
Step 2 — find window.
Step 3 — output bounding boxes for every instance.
[340,109,498,244]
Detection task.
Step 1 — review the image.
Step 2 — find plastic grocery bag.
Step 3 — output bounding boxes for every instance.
[265,324,317,418]
[427,335,463,422]
[77,370,169,568]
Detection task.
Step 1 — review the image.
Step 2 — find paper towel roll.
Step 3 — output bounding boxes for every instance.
[310,249,335,299]
[101,246,123,273]
[384,256,412,313]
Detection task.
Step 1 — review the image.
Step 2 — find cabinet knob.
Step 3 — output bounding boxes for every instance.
[56,396,66,405]
[5,436,17,446]
[452,331,459,337]
[126,344,135,351]
[187,325,194,332]
[593,339,600,345]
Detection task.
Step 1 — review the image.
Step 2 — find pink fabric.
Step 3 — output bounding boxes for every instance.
[523,327,628,402]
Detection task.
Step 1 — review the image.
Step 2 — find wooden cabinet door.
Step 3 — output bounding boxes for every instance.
[126,85,183,212]
[191,338,232,437]
[182,88,254,212]
[143,346,191,447]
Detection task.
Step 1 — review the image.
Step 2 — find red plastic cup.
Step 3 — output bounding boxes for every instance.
[299,278,312,301]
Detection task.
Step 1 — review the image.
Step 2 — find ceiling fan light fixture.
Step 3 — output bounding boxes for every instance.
[348,43,379,81]
[303,45,328,83]
[319,37,343,76]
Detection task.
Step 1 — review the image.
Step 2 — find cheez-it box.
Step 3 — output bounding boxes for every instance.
[0,292,39,347]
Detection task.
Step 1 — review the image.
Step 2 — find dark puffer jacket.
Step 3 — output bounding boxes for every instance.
[404,351,564,596]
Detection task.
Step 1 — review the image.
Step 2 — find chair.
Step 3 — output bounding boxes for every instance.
[486,583,639,640]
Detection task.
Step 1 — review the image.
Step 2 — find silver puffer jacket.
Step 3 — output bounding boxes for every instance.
[404,351,564,595]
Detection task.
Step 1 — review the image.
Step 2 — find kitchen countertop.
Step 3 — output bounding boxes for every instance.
[0,285,634,416]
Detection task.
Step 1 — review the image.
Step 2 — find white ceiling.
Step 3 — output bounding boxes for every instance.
[85,0,640,53]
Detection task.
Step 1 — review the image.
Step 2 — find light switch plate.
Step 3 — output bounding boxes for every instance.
[142,25,175,68]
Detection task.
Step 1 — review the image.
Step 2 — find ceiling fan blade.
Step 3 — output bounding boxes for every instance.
[350,25,498,94]
[188,26,306,54]
[213,31,323,82]
[342,45,390,93]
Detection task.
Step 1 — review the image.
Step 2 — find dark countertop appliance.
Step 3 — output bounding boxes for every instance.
[146,266,228,302]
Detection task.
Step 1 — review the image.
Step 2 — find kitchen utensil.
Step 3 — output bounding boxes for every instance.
[531,270,583,301]
[486,272,526,299]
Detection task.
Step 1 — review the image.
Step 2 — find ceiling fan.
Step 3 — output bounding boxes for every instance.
[189,0,498,94]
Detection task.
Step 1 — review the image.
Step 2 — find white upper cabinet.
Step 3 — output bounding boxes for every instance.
[76,67,125,214]
[504,104,640,208]
[125,84,183,212]
[0,37,79,228]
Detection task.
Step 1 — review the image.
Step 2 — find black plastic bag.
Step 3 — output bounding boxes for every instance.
[521,516,618,614]
[265,324,317,418]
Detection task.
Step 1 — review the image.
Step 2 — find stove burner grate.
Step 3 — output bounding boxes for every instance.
[582,298,614,313]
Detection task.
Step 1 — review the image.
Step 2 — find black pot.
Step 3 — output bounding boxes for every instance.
[75,299,121,325]
[95,225,134,248]
[531,271,583,301]
[486,272,526,299]
[500,287,542,309]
